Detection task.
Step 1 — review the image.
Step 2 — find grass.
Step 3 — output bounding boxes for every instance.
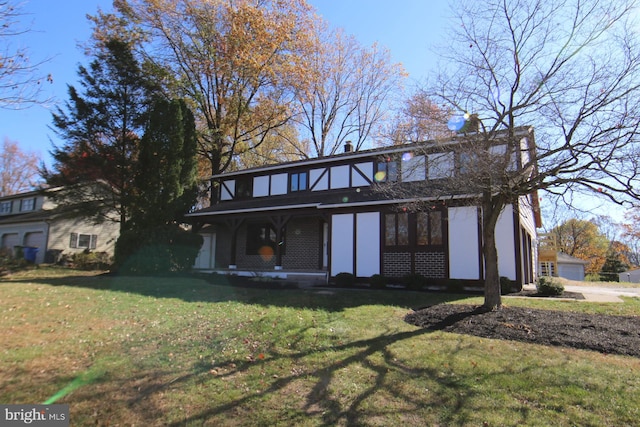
[1,267,639,426]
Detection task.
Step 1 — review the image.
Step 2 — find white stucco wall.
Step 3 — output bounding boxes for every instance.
[253,176,270,197]
[310,168,329,191]
[352,162,373,187]
[356,212,380,277]
[270,173,288,195]
[331,213,354,275]
[448,206,480,280]
[330,165,350,189]
[496,204,516,280]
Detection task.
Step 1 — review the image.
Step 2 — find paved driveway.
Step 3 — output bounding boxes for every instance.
[564,285,640,298]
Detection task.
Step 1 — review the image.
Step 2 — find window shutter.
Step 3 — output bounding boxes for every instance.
[70,233,78,248]
[90,235,98,250]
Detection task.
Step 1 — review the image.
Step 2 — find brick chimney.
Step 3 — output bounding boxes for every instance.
[344,141,353,152]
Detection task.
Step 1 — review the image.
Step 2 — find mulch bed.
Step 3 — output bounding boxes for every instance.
[405,304,640,358]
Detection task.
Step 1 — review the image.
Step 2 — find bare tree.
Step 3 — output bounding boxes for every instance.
[384,0,640,310]
[0,0,50,108]
[621,210,640,266]
[292,26,406,157]
[0,137,41,196]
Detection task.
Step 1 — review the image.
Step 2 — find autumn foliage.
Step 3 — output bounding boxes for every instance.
[0,138,41,196]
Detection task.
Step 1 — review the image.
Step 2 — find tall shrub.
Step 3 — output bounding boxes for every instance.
[115,225,203,275]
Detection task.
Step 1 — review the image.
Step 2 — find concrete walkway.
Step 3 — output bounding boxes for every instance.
[564,285,640,302]
[520,284,640,302]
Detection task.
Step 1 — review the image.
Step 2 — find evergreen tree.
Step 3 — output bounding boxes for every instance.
[42,39,157,231]
[600,249,629,282]
[131,98,199,228]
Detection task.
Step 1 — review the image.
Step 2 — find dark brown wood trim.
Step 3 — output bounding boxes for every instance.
[477,207,484,280]
[512,205,523,286]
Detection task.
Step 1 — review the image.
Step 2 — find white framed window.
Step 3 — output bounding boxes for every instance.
[0,201,12,214]
[20,198,35,212]
[69,233,97,249]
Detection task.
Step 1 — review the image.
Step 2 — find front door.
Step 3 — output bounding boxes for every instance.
[194,233,216,269]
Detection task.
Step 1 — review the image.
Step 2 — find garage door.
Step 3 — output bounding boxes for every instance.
[558,264,584,281]
[24,232,45,249]
[1,233,19,250]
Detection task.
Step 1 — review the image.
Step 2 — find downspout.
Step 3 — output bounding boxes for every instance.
[43,218,51,264]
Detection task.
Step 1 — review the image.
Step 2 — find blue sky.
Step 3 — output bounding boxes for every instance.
[0,0,450,165]
[0,1,625,222]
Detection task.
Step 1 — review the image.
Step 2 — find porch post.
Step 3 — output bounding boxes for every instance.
[225,218,243,269]
[270,215,291,270]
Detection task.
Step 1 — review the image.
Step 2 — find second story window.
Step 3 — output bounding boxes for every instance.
[376,158,398,183]
[290,171,308,192]
[235,177,253,199]
[20,198,35,212]
[0,201,12,214]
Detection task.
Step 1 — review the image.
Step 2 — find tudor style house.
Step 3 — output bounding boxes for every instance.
[0,187,119,264]
[188,127,541,287]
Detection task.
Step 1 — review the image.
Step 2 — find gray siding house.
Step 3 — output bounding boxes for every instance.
[0,188,119,264]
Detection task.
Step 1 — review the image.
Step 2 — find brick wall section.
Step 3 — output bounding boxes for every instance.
[282,218,320,270]
[414,252,446,278]
[383,252,412,277]
[234,218,321,270]
[383,251,446,278]
[235,226,275,269]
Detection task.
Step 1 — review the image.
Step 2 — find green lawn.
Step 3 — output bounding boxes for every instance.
[1,267,639,426]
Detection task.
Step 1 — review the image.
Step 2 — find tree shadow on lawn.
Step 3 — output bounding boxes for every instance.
[3,271,472,312]
[46,310,557,426]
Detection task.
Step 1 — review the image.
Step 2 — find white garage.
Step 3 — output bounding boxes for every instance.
[556,253,588,281]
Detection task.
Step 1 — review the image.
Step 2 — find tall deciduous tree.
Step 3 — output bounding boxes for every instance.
[0,138,41,196]
[621,210,640,267]
[384,91,452,145]
[402,0,640,310]
[93,0,319,191]
[293,26,406,157]
[430,0,640,308]
[552,218,608,274]
[42,39,157,231]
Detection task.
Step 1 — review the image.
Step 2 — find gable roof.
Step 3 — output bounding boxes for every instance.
[556,252,590,265]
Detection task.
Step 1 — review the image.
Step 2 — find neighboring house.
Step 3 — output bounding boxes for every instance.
[538,232,589,282]
[555,252,589,281]
[619,269,640,283]
[187,127,541,287]
[0,188,119,264]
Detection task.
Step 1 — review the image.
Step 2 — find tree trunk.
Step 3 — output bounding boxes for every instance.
[482,194,504,311]
[209,150,222,205]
